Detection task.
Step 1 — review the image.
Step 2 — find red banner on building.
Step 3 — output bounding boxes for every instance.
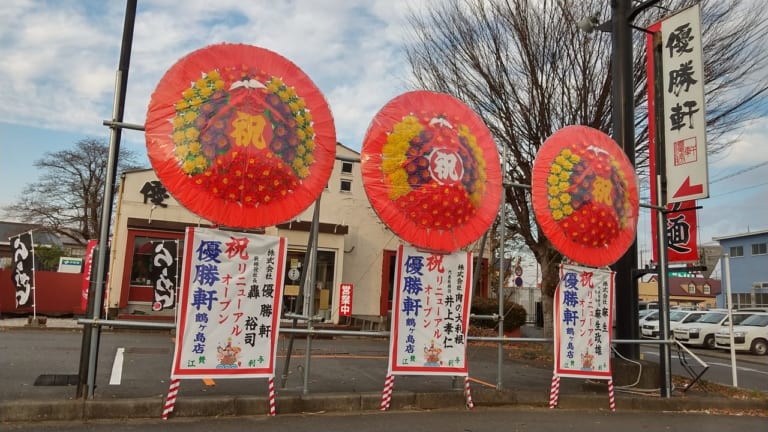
[339,283,353,317]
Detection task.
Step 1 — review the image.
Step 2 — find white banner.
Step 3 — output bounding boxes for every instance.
[171,227,286,379]
[388,245,473,376]
[554,264,614,379]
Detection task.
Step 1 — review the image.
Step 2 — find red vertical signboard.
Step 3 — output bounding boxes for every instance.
[339,283,353,317]
[80,240,97,313]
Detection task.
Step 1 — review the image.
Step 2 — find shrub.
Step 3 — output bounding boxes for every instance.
[470,297,527,332]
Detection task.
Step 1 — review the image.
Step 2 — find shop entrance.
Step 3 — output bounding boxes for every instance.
[283,249,336,320]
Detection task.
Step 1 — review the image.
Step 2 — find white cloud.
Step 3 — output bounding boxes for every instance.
[0,0,421,147]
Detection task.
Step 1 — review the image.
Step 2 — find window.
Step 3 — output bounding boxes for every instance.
[729,246,743,257]
[751,242,767,255]
[687,282,696,294]
[126,231,183,287]
[340,179,352,192]
[703,282,711,295]
[341,162,353,174]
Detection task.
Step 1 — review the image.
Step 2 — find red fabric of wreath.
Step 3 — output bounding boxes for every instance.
[361,91,502,253]
[145,43,336,228]
[531,125,639,267]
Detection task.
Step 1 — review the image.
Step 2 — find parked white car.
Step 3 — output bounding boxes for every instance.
[714,312,768,355]
[641,310,706,339]
[673,311,753,349]
[638,309,658,329]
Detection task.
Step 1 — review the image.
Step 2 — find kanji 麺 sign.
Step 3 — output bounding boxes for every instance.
[171,227,286,379]
[660,4,709,203]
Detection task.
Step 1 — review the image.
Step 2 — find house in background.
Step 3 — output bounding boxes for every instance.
[713,229,768,308]
[638,276,722,310]
[0,221,86,271]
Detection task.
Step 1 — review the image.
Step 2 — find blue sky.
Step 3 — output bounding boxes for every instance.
[1,0,766,257]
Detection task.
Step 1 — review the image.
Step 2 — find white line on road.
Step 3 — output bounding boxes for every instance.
[109,347,125,385]
[642,350,768,375]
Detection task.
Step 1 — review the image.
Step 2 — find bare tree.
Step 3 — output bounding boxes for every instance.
[405,0,768,337]
[3,138,142,244]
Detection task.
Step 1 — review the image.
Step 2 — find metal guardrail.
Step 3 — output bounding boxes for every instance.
[77,317,685,396]
[77,317,677,344]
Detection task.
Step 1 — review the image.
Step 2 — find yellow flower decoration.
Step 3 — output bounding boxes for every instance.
[548,174,559,185]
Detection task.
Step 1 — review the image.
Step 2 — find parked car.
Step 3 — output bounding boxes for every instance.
[714,312,768,355]
[641,310,706,339]
[639,309,658,328]
[737,307,768,313]
[673,311,753,349]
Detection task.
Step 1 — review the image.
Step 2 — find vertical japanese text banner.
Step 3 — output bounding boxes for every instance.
[80,239,98,313]
[646,10,700,265]
[171,228,286,379]
[554,264,614,379]
[662,4,709,204]
[10,232,35,308]
[150,240,179,311]
[388,245,473,376]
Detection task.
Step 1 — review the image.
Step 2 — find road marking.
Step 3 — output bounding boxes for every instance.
[109,347,125,385]
[642,350,768,375]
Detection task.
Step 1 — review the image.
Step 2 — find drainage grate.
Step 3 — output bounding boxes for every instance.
[34,374,79,386]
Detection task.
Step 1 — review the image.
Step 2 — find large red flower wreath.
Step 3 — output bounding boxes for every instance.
[361,91,502,253]
[145,43,335,228]
[531,126,639,267]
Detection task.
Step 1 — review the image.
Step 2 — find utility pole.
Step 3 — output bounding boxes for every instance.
[609,0,662,360]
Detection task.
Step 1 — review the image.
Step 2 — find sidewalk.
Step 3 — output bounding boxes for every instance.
[1,317,766,422]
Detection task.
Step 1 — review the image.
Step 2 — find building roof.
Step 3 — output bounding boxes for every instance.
[0,221,64,248]
[647,275,722,297]
[712,228,768,241]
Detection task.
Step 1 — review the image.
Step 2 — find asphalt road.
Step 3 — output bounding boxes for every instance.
[3,407,766,432]
[640,344,768,392]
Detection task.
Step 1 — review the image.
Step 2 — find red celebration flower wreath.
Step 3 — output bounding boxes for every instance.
[145,43,335,228]
[361,91,502,253]
[532,126,639,267]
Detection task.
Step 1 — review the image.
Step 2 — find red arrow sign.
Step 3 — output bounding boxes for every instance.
[672,176,704,199]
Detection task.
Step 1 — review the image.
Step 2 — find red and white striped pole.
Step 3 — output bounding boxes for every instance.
[607,378,616,412]
[162,378,181,420]
[268,376,277,416]
[548,374,560,409]
[464,376,474,409]
[380,374,395,411]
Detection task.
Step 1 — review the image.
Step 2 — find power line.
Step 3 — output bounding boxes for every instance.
[710,160,768,183]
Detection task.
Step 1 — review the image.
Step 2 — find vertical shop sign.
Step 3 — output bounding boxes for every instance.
[661,4,708,203]
[10,232,35,308]
[150,240,179,311]
[80,240,98,313]
[339,283,353,317]
[171,227,286,379]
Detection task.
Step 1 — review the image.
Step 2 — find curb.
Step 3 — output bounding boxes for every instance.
[1,390,766,423]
